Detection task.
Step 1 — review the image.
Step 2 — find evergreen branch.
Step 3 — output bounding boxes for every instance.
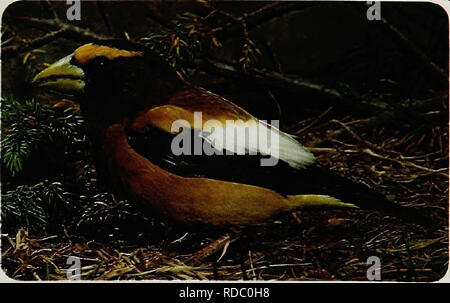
[1,98,84,176]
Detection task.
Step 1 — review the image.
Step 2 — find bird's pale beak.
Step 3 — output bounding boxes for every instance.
[32,54,85,96]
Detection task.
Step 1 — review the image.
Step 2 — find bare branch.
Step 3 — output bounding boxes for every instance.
[96,1,115,37]
[204,58,373,112]
[348,3,448,87]
[40,0,59,21]
[378,17,448,86]
[212,2,325,40]
[2,29,68,58]
[2,17,111,59]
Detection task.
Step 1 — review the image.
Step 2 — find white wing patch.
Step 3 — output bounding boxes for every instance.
[200,119,315,169]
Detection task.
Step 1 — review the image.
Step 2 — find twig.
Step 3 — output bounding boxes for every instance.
[212,2,325,40]
[296,106,333,135]
[266,90,283,123]
[204,59,373,111]
[290,212,302,225]
[96,1,114,37]
[2,28,69,57]
[244,262,312,274]
[7,16,60,30]
[40,0,59,20]
[349,3,447,87]
[330,119,380,151]
[201,3,252,72]
[378,16,447,86]
[264,40,283,73]
[306,147,358,154]
[363,148,448,177]
[252,68,344,102]
[3,11,111,59]
[248,250,257,280]
[185,234,231,266]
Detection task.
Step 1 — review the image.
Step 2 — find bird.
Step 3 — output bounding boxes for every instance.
[32,40,430,227]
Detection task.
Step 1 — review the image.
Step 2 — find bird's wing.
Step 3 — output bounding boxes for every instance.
[130,87,315,170]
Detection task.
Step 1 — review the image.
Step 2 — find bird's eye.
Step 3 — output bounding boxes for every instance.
[95,57,108,67]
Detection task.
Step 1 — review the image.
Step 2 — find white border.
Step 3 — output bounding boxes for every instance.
[0,0,449,283]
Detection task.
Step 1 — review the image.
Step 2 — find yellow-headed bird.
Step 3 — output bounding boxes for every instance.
[32,40,428,226]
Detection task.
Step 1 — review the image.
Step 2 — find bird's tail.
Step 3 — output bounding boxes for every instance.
[287,166,435,227]
[286,194,357,209]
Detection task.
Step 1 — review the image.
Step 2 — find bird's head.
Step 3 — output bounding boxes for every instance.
[33,40,184,121]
